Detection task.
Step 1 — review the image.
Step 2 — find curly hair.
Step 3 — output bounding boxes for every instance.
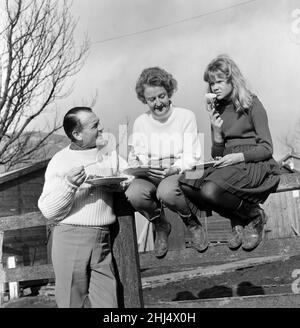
[135,67,178,104]
[204,55,253,112]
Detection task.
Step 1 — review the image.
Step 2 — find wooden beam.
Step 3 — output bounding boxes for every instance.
[112,192,144,308]
[0,231,4,306]
[7,257,19,300]
[3,295,56,308]
[0,264,55,284]
[139,236,300,273]
[0,212,47,231]
[142,254,292,289]
[0,160,50,185]
[146,293,300,308]
[277,173,300,192]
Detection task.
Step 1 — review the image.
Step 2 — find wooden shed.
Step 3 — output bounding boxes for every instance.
[0,160,50,269]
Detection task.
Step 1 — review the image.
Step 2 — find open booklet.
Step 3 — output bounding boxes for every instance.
[123,165,165,177]
[85,176,127,186]
[194,161,216,169]
[124,161,216,177]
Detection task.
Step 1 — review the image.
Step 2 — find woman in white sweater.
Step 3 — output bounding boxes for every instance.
[125,67,208,258]
[38,107,127,308]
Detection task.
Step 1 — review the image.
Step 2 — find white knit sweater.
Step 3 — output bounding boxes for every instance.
[129,105,201,171]
[38,145,128,226]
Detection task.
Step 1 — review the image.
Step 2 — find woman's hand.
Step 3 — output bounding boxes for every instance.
[209,111,223,134]
[213,153,245,168]
[209,111,223,143]
[147,166,180,179]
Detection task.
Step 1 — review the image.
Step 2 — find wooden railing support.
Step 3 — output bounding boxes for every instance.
[112,192,144,308]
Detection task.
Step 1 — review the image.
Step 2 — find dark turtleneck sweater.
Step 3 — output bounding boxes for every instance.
[211,95,274,163]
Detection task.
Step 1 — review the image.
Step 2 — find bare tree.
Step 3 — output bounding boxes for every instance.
[0,0,89,170]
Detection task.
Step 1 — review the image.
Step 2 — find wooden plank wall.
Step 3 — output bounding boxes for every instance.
[0,168,48,269]
[0,169,45,217]
[262,191,300,239]
[2,226,47,267]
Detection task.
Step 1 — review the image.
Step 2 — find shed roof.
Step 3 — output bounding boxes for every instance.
[0,159,50,185]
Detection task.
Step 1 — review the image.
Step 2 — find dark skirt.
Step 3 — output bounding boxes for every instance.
[179,144,281,204]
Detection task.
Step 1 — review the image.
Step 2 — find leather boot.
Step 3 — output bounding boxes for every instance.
[227,217,243,250]
[242,208,267,251]
[233,201,267,251]
[153,214,171,259]
[181,214,208,252]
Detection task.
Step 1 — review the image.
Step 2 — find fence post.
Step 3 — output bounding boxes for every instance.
[112,192,144,308]
[7,256,19,300]
[0,231,4,306]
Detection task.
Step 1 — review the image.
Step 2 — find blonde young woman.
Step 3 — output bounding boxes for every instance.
[179,55,280,251]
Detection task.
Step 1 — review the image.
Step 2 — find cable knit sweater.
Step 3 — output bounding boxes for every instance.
[38,145,128,226]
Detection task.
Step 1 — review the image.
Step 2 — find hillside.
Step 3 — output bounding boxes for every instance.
[0,132,69,173]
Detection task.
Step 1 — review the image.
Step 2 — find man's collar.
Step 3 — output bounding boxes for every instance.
[70,142,96,150]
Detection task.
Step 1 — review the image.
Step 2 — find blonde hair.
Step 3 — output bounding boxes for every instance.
[203,55,253,112]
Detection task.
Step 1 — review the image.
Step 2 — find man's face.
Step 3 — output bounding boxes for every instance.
[74,111,104,149]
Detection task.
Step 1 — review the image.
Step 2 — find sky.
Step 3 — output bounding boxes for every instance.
[36,0,300,160]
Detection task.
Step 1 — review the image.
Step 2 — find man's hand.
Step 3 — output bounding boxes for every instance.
[213,153,245,168]
[66,166,86,187]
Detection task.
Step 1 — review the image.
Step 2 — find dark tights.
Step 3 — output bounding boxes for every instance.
[180,181,242,217]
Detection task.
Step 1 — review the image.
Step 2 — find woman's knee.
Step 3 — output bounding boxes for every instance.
[125,180,155,208]
[156,175,181,205]
[200,181,223,205]
[180,183,196,199]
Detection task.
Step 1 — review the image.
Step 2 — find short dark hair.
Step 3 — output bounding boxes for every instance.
[135,67,178,104]
[63,107,92,141]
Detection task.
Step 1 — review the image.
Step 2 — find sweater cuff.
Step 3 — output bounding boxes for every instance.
[63,176,79,192]
[211,142,225,158]
[213,141,225,147]
[243,149,272,163]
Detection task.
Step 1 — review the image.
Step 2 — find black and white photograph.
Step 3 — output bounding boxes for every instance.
[0,0,300,317]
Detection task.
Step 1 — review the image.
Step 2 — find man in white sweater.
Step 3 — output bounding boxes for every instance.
[38,107,127,308]
[126,67,209,259]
